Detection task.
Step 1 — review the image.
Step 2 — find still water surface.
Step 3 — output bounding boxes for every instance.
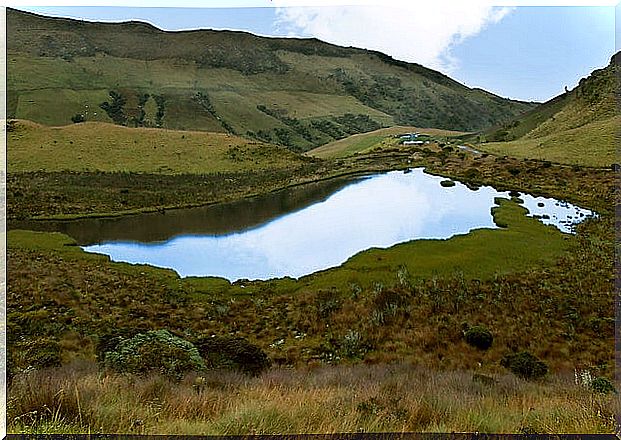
[79,168,594,281]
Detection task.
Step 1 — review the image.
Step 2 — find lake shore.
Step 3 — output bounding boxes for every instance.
[8,141,614,223]
[7,134,616,435]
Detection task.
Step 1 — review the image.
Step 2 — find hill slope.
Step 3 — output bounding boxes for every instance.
[306,126,467,159]
[7,119,309,174]
[7,8,535,152]
[476,52,619,167]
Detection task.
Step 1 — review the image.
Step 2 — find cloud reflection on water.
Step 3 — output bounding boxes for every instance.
[84,168,593,280]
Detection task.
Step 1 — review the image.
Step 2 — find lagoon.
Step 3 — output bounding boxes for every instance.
[78,168,594,281]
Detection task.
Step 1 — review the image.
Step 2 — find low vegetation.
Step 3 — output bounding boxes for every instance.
[8,362,617,434]
[500,351,549,381]
[5,40,618,434]
[464,326,494,351]
[7,113,616,433]
[7,168,614,373]
[102,330,207,380]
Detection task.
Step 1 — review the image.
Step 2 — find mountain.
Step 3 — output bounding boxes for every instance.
[476,52,619,167]
[7,7,535,152]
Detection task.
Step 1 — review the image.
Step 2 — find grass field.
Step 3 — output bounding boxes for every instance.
[478,116,619,167]
[7,130,616,434]
[306,126,468,159]
[8,119,307,174]
[9,361,617,434]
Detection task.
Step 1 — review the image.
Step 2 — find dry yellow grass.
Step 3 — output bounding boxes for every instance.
[8,361,617,435]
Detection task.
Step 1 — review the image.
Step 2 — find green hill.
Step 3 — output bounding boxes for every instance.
[7,119,308,174]
[7,8,534,152]
[306,125,467,158]
[475,52,619,167]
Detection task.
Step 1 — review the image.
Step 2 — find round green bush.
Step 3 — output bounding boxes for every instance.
[464,326,493,350]
[104,329,206,380]
[590,377,616,394]
[500,351,548,380]
[194,335,271,376]
[440,179,456,187]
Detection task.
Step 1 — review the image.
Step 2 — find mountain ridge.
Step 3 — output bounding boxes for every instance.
[8,7,536,152]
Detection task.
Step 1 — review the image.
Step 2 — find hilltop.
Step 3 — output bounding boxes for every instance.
[7,8,534,152]
[475,52,619,167]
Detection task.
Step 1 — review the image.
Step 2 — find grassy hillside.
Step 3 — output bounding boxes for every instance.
[8,119,308,174]
[475,52,619,167]
[306,126,468,158]
[7,8,534,152]
[477,116,619,167]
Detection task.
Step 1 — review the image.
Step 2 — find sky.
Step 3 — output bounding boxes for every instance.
[11,2,618,102]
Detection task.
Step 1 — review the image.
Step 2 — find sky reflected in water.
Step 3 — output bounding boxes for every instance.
[84,168,594,280]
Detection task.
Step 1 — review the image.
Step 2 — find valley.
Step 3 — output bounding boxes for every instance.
[5,7,619,436]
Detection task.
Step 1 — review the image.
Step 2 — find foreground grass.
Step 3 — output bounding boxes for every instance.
[8,361,616,434]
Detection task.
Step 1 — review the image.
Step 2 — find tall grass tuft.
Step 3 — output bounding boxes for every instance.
[8,361,616,435]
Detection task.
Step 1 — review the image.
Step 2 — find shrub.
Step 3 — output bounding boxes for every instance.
[507,166,521,176]
[104,329,206,380]
[440,179,456,187]
[95,327,145,364]
[464,325,493,350]
[193,335,271,376]
[340,329,370,360]
[70,113,85,123]
[12,338,62,371]
[500,351,548,380]
[590,377,616,394]
[100,90,127,125]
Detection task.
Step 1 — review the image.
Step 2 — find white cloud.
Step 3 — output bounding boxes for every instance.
[274,2,514,73]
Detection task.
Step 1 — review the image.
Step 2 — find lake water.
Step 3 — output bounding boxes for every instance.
[75,168,594,281]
